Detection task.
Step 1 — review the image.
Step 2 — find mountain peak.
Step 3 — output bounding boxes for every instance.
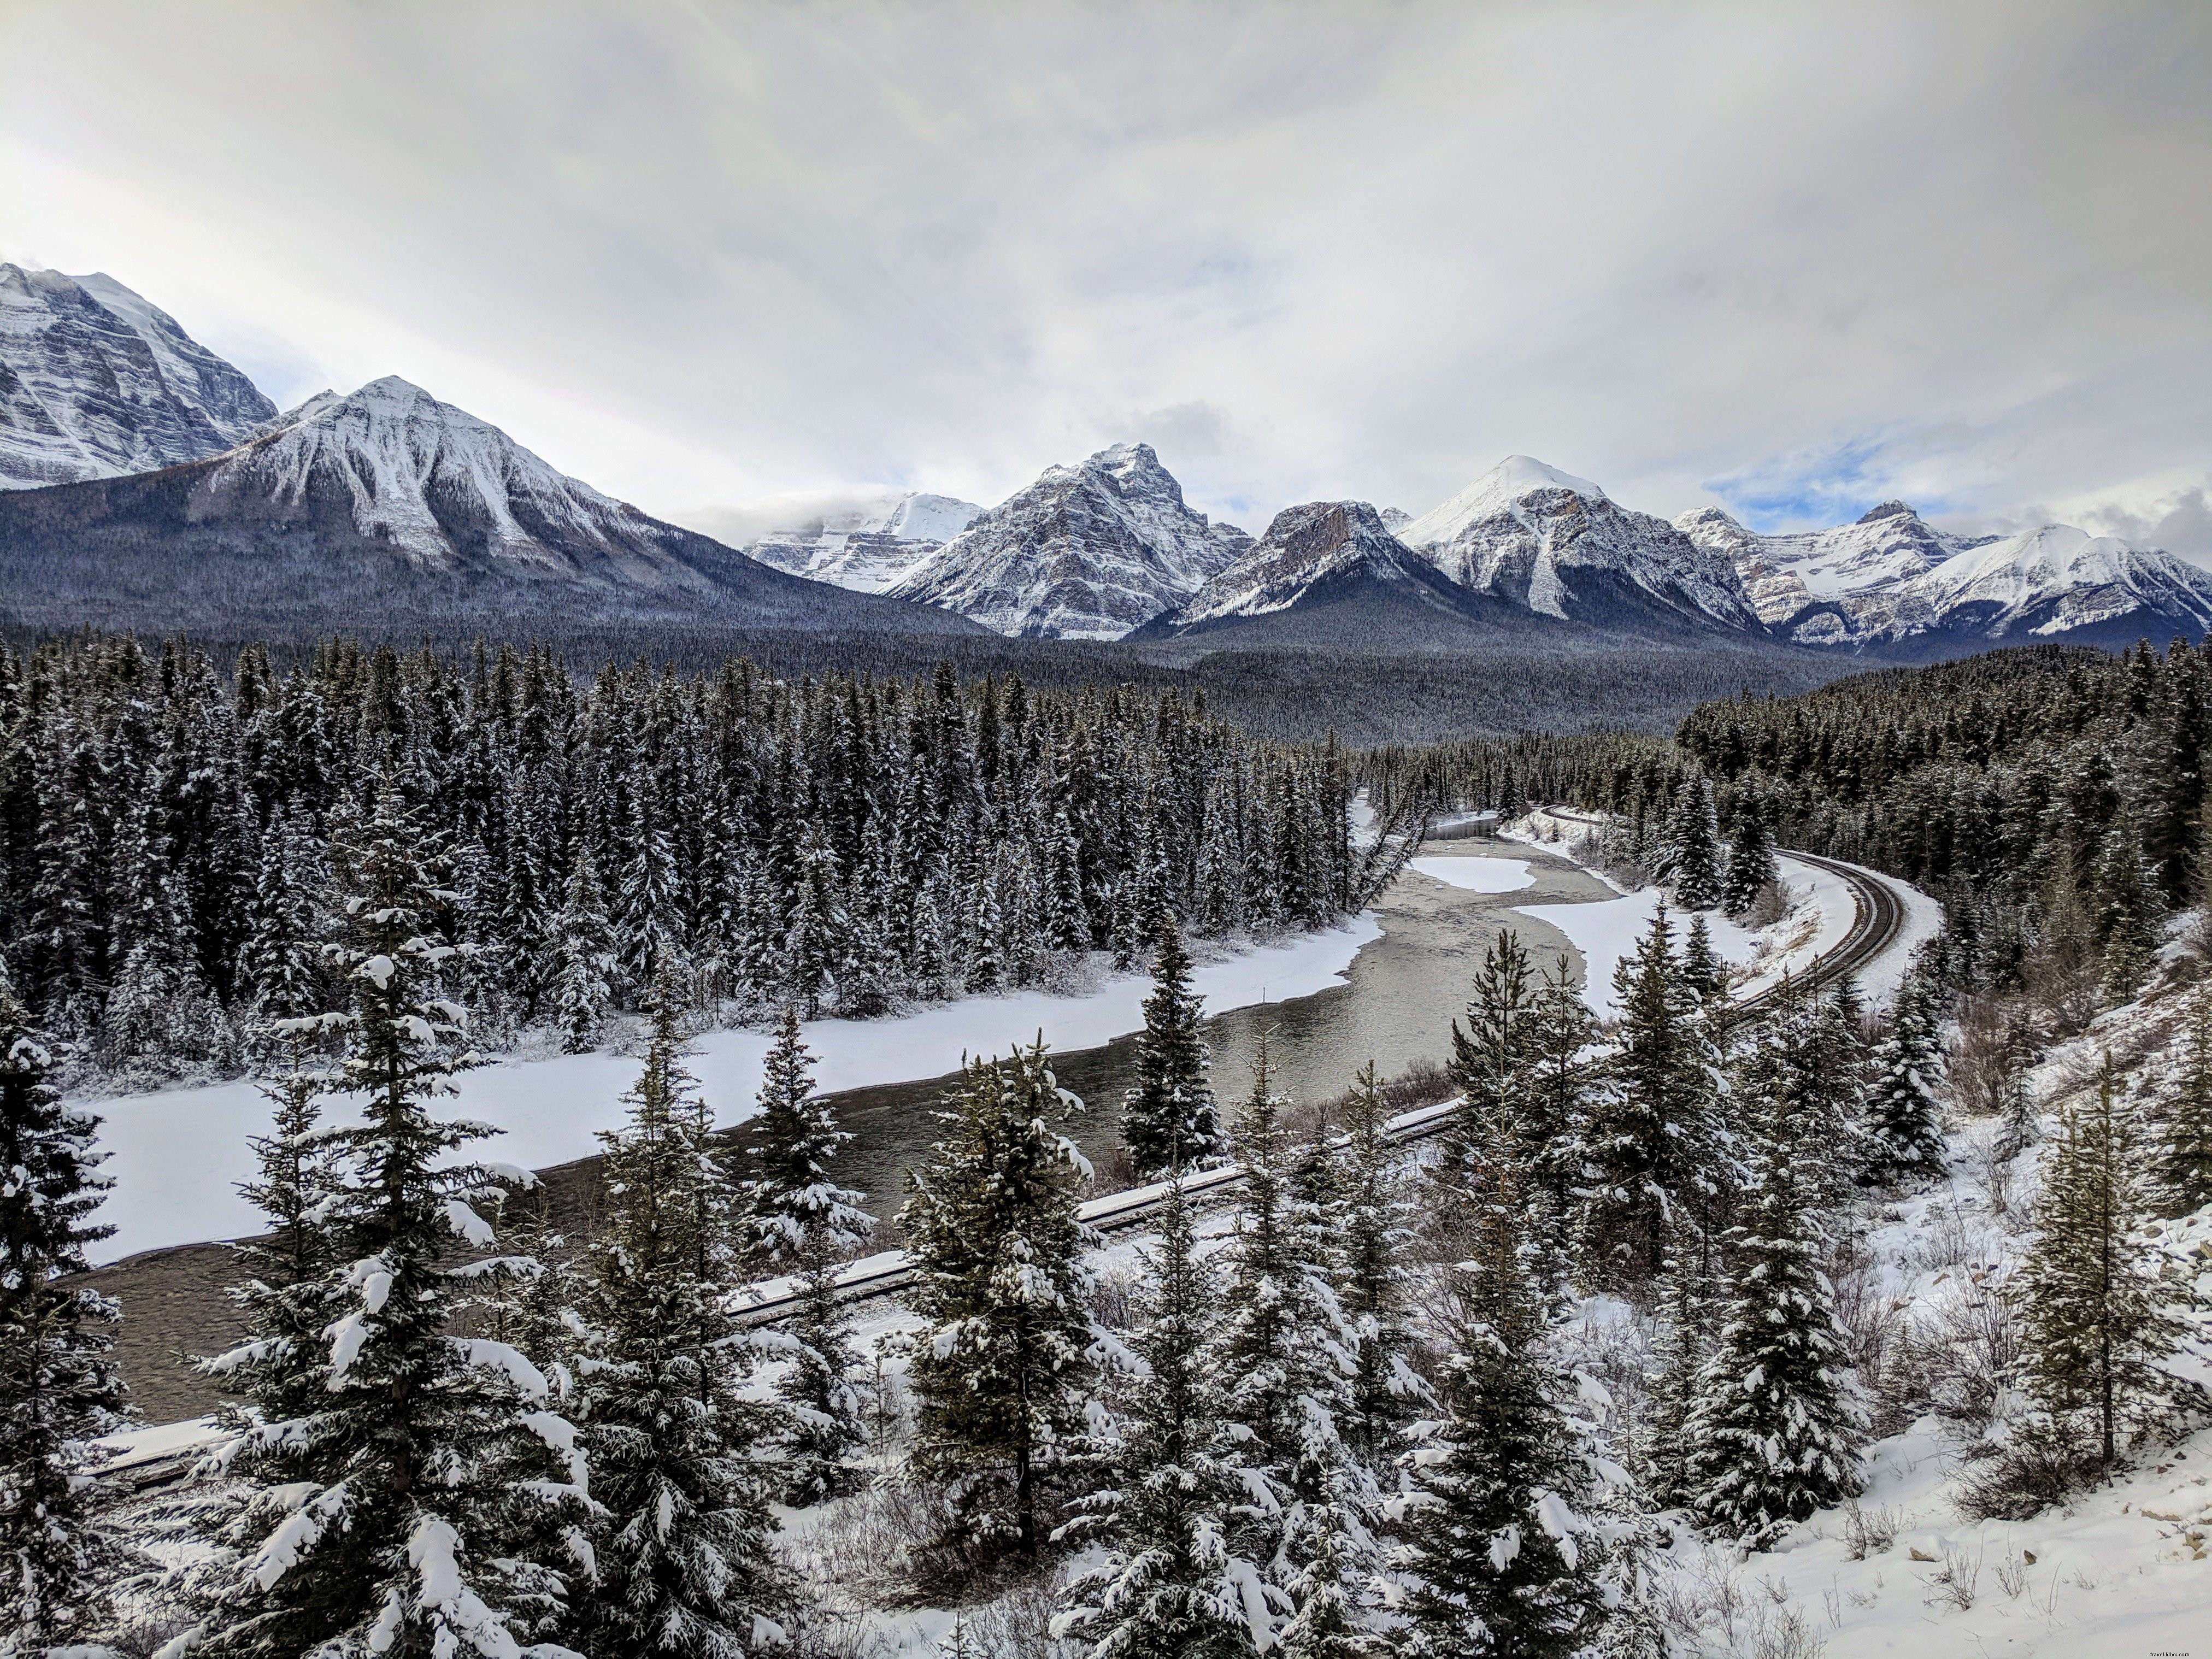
[1857,499,1918,523]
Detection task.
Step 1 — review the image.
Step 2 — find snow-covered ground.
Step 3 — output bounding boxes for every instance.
[85,919,1383,1264]
[1513,889,1763,1019]
[1406,854,1535,893]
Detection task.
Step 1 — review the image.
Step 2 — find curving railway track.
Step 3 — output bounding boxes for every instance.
[732,819,1914,1325]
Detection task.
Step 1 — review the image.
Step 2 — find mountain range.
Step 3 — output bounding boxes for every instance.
[4,264,2207,659]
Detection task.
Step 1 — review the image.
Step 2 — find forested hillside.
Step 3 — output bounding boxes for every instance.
[0,634,1410,1087]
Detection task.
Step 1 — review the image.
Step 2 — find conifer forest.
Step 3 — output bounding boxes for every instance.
[5,634,2212,1657]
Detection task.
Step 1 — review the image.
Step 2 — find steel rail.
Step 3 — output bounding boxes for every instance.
[730,822,1912,1325]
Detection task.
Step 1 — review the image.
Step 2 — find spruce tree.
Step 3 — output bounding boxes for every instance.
[1401,1158,1604,1657]
[1522,957,1596,1255]
[903,1039,1097,1560]
[2158,990,2212,1216]
[1684,1089,1864,1548]
[1055,1174,1273,1658]
[1576,907,1724,1285]
[0,984,136,1655]
[574,992,795,1655]
[1121,911,1224,1179]
[187,793,585,1657]
[552,845,618,1054]
[239,803,328,1023]
[2016,1055,2181,1466]
[2095,819,2161,1005]
[1659,776,1723,912]
[1445,929,1536,1188]
[1642,1230,1708,1511]
[1861,950,1949,1187]
[1339,1063,1422,1469]
[1720,804,1778,917]
[742,1005,875,1499]
[1678,914,1724,1003]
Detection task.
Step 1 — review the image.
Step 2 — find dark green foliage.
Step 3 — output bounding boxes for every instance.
[1657,776,1723,911]
[1338,1063,1423,1468]
[2158,990,2212,1216]
[1720,803,1777,916]
[902,1040,1097,1562]
[1862,948,1950,1186]
[0,983,135,1654]
[1121,913,1223,1178]
[2016,1056,2181,1467]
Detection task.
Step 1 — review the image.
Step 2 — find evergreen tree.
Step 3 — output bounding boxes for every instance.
[743,1006,875,1500]
[1522,958,1596,1254]
[2157,990,2212,1216]
[552,844,618,1054]
[1861,949,1950,1187]
[2095,817,2161,1005]
[2016,1055,2181,1466]
[1576,908,1724,1285]
[1401,1157,1604,1657]
[1121,911,1223,1179]
[1056,1174,1273,1658]
[1658,776,1723,911]
[1684,1092,1865,1548]
[0,985,135,1655]
[903,1040,1097,1560]
[1720,804,1777,916]
[1275,1502,1380,1658]
[186,793,585,1657]
[1338,1063,1423,1469]
[1642,1230,1707,1511]
[238,803,328,1022]
[575,992,795,1655]
[1677,914,1724,1003]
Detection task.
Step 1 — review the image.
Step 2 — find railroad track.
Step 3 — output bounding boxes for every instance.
[731,820,1912,1325]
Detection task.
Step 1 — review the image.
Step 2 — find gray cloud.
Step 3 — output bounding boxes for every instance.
[3,1,2204,543]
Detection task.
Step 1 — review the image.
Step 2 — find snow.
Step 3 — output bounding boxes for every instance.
[1511,891,1762,1020]
[1397,455,1607,549]
[1407,856,1535,893]
[84,919,1382,1263]
[97,1415,226,1470]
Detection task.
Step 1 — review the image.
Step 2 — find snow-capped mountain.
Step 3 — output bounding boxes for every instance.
[749,490,984,592]
[1678,498,2212,649]
[0,374,980,638]
[1398,456,1762,634]
[888,443,1249,639]
[1136,499,1515,642]
[1,264,276,489]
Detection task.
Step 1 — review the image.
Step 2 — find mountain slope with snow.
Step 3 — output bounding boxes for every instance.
[0,375,981,638]
[1134,498,1524,643]
[1398,455,1764,635]
[748,490,983,592]
[0,264,276,489]
[1680,499,2212,649]
[888,443,1248,639]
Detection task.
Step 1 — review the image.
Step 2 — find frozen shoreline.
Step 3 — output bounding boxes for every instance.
[85,916,1382,1264]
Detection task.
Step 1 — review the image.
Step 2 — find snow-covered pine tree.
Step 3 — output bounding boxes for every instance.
[1659,776,1723,912]
[1217,1043,1366,1598]
[1338,1062,1423,1470]
[2158,990,2212,1216]
[1641,1229,1707,1511]
[552,844,618,1054]
[238,803,328,1023]
[1399,1155,1605,1657]
[1678,914,1723,1003]
[1121,911,1224,1178]
[1522,957,1596,1255]
[2095,817,2161,1005]
[1576,907,1724,1286]
[185,792,586,1657]
[1055,1171,1274,1658]
[1442,929,1535,1196]
[903,1039,1098,1561]
[1861,948,1949,1187]
[1720,804,1777,917]
[1684,1075,1865,1549]
[574,989,795,1655]
[2017,1054,2182,1466]
[742,1005,875,1500]
[0,983,136,1655]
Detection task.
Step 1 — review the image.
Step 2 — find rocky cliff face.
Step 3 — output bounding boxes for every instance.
[889,442,1248,638]
[0,264,276,489]
[1398,455,1762,633]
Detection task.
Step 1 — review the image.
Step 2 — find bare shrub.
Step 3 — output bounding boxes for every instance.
[1927,1542,1982,1610]
[1086,1264,1142,1332]
[1950,996,2037,1118]
[1909,1266,2021,1430]
[1841,1502,1904,1560]
[958,1580,1075,1658]
[1957,1419,2104,1521]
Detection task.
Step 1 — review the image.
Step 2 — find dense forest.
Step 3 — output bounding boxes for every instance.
[0,633,1415,1086]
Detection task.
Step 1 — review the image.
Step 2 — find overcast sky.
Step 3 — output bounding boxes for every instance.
[3,1,2207,550]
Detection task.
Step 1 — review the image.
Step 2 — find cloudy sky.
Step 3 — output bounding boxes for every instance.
[4,1,2206,550]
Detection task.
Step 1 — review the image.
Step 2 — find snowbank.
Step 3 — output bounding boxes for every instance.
[1511,893,1761,1020]
[1406,855,1534,893]
[86,917,1383,1264]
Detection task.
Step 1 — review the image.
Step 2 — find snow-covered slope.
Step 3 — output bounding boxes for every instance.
[1399,455,1762,634]
[749,490,984,593]
[0,375,981,637]
[1679,499,2212,649]
[887,443,1249,639]
[1138,499,1512,639]
[0,264,275,489]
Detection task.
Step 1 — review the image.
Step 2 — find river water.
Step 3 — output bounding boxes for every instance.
[824,838,1617,1211]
